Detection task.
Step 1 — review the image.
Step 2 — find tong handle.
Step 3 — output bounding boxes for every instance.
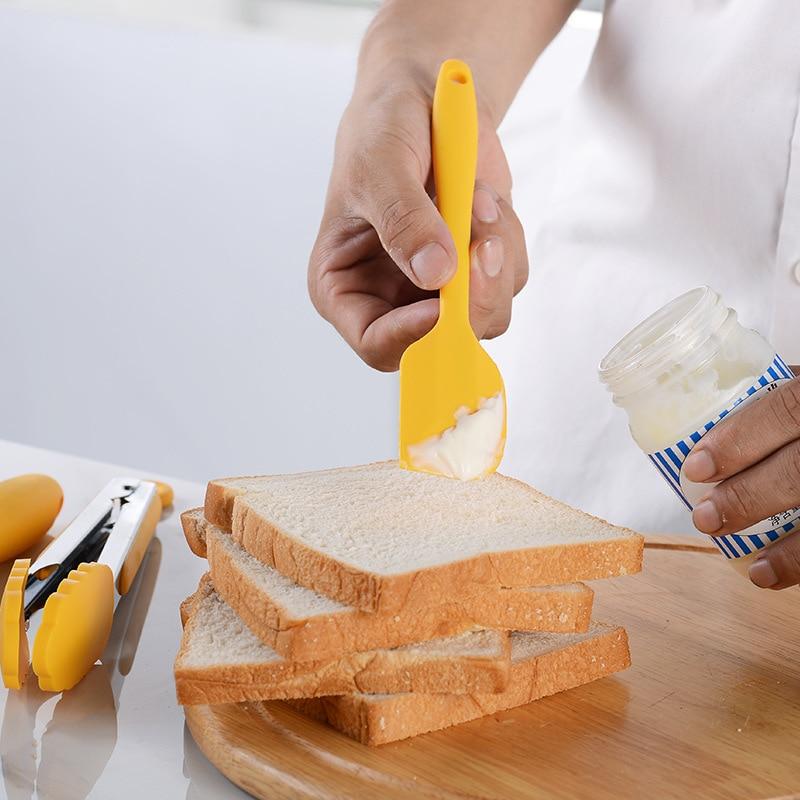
[0,475,62,562]
[151,480,174,509]
[118,490,161,595]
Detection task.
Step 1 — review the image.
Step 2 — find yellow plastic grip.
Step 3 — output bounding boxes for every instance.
[432,59,478,331]
[150,480,174,509]
[32,562,114,692]
[118,492,161,596]
[0,559,31,689]
[0,474,63,562]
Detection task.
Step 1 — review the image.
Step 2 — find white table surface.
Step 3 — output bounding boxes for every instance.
[0,439,251,799]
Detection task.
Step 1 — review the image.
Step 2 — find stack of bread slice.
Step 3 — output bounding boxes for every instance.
[175,462,643,745]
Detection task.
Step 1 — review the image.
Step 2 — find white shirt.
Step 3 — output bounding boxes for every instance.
[499,0,800,535]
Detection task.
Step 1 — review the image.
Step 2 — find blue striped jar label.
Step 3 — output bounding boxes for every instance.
[647,355,799,560]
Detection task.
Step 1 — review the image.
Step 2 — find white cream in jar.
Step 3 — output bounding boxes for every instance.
[599,286,798,575]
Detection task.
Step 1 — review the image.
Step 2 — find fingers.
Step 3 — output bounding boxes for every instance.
[692,439,800,534]
[309,235,439,373]
[748,532,800,589]
[683,377,800,482]
[314,273,438,372]
[352,148,457,291]
[354,299,440,372]
[310,94,528,372]
[468,183,529,339]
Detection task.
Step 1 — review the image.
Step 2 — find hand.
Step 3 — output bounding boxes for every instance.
[683,370,800,589]
[307,77,528,371]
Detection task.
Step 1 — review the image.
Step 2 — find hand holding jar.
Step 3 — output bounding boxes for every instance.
[683,374,800,589]
[600,287,800,590]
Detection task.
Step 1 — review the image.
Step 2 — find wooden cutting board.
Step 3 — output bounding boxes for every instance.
[184,537,800,800]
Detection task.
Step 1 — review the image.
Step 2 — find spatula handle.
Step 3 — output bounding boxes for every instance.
[432,59,478,333]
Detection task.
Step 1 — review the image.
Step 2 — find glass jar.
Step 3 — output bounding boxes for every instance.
[599,286,798,575]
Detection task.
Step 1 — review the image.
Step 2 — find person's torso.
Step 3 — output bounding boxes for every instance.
[502,0,800,534]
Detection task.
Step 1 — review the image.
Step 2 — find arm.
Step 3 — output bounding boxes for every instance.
[358,0,578,127]
[308,0,579,370]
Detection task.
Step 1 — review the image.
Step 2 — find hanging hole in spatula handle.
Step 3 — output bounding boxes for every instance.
[448,68,468,85]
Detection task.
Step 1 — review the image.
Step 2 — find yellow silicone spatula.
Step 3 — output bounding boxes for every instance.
[399,59,506,478]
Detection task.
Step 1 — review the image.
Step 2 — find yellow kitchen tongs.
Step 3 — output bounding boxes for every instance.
[0,477,168,691]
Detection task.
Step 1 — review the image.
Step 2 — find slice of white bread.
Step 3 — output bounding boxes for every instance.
[181,509,595,661]
[287,623,629,745]
[206,462,643,612]
[175,575,512,704]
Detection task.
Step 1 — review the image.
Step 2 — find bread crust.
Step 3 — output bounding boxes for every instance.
[204,465,643,614]
[234,498,641,614]
[182,510,595,661]
[175,578,513,705]
[203,477,250,531]
[286,624,630,745]
[181,508,209,557]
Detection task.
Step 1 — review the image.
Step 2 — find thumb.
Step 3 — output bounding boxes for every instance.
[358,156,456,290]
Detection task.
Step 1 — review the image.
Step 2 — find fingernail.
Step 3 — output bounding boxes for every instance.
[474,237,504,278]
[693,499,722,533]
[473,188,499,223]
[749,558,779,588]
[409,242,453,288]
[683,449,716,481]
